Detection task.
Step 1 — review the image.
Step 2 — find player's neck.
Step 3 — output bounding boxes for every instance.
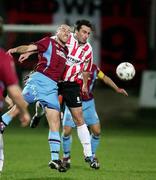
[73,34,85,46]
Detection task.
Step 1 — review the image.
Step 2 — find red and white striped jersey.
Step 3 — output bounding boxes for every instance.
[62,33,93,82]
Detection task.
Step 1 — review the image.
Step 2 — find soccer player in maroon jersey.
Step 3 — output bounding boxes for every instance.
[62,64,128,169]
[1,24,71,172]
[9,20,99,169]
[0,16,30,172]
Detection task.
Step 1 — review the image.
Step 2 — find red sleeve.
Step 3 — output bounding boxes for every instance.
[34,36,51,52]
[0,49,18,87]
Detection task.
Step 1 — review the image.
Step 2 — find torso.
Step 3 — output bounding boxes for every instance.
[62,33,93,82]
[35,36,68,82]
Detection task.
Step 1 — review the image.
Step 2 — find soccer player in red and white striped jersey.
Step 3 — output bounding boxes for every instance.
[62,31,93,82]
[58,20,96,168]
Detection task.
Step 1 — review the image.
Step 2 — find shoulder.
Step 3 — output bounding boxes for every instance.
[37,36,51,43]
[0,48,6,55]
[83,42,93,54]
[86,42,92,50]
[0,48,12,62]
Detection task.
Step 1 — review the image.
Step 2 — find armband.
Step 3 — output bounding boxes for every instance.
[98,71,105,79]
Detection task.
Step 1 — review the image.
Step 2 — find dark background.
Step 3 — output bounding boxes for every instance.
[0,0,156,127]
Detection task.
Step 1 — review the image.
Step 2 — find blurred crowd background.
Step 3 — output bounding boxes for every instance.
[0,0,156,125]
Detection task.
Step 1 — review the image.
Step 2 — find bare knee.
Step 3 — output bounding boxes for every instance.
[90,124,101,136]
[70,107,84,126]
[63,126,72,137]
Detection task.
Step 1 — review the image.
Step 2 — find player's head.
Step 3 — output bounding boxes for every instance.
[56,24,71,45]
[74,19,94,44]
[0,16,3,37]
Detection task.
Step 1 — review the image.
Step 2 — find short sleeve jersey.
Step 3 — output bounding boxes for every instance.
[0,48,18,110]
[62,33,93,82]
[35,36,68,82]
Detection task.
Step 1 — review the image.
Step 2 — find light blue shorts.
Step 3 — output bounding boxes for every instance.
[62,99,99,127]
[22,72,60,111]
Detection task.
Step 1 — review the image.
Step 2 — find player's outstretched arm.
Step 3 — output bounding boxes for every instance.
[8,44,38,62]
[98,70,128,96]
[18,51,35,63]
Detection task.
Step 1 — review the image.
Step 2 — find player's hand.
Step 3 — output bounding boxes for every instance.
[117,88,128,96]
[7,48,17,55]
[18,53,30,63]
[19,111,31,127]
[82,84,89,97]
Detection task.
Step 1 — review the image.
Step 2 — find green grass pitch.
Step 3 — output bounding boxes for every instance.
[0,123,156,180]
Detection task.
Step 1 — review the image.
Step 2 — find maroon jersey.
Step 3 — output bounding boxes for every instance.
[35,36,68,82]
[0,48,18,110]
[79,64,99,101]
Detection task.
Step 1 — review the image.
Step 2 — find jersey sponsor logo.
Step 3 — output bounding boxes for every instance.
[66,57,81,66]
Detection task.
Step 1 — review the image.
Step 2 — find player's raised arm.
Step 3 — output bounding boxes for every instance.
[8,44,37,54]
[8,44,38,62]
[97,69,128,96]
[18,51,36,63]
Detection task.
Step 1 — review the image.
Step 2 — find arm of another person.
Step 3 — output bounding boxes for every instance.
[98,70,128,96]
[4,95,14,109]
[8,44,38,63]
[7,85,30,127]
[2,53,31,126]
[82,71,90,95]
[82,51,93,95]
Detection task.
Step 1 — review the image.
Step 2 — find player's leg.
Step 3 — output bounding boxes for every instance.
[90,123,101,158]
[62,126,72,169]
[83,99,100,169]
[62,105,75,169]
[31,73,67,172]
[61,82,93,168]
[45,107,66,172]
[29,101,44,128]
[30,95,63,128]
[0,105,19,133]
[70,106,92,159]
[89,123,100,169]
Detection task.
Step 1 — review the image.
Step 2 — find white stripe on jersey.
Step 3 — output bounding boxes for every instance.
[63,33,93,82]
[64,64,81,82]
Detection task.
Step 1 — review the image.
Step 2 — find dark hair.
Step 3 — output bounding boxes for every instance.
[74,19,94,32]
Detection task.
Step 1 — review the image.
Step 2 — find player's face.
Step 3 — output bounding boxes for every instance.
[76,25,91,44]
[57,25,71,44]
